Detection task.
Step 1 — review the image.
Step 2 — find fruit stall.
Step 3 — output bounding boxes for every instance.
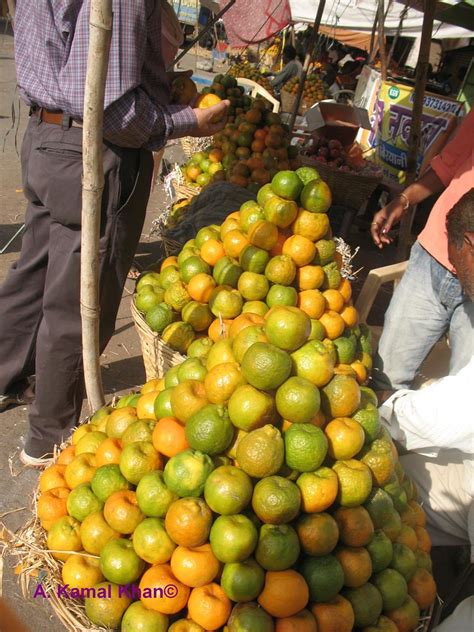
[10,81,438,628]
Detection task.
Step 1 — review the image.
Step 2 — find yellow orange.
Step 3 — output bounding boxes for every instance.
[340,305,358,327]
[103,490,144,534]
[323,289,345,313]
[152,417,189,458]
[136,392,159,420]
[297,290,326,319]
[258,570,309,618]
[139,564,190,615]
[62,554,104,590]
[187,582,232,630]
[64,453,97,489]
[95,437,123,467]
[319,310,346,339]
[283,235,316,267]
[57,445,76,465]
[228,312,265,338]
[170,543,220,588]
[208,317,232,342]
[297,265,325,290]
[223,230,249,258]
[37,487,70,530]
[39,464,68,493]
[141,378,165,394]
[200,239,226,266]
[187,273,216,302]
[338,278,352,302]
[248,220,279,251]
[161,256,178,271]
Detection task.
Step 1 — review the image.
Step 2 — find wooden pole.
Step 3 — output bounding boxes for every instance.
[80,0,112,412]
[377,0,387,80]
[396,0,437,261]
[289,0,326,131]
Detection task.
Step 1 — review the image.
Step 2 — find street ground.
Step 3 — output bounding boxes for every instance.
[0,25,422,631]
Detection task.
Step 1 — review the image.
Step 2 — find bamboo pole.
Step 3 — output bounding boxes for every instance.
[289,0,326,132]
[80,0,112,412]
[396,0,437,261]
[377,0,387,80]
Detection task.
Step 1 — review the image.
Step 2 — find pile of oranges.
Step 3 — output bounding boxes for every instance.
[283,74,330,108]
[37,172,437,629]
[135,166,371,389]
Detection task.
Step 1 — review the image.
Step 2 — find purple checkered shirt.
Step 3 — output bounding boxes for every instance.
[14,0,197,150]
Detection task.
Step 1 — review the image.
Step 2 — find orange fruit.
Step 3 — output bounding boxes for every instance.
[248,220,279,251]
[275,609,317,632]
[283,235,316,267]
[335,546,373,587]
[407,568,436,609]
[297,289,326,319]
[106,406,138,439]
[297,467,339,513]
[62,554,104,589]
[85,581,132,628]
[338,278,352,302]
[386,595,420,632]
[325,417,365,460]
[333,506,374,547]
[228,312,265,338]
[258,570,309,618]
[223,229,249,258]
[46,515,82,561]
[340,305,358,327]
[165,497,213,547]
[170,380,208,424]
[408,500,426,527]
[415,526,431,553]
[170,543,220,588]
[39,464,68,492]
[296,512,339,556]
[321,374,361,418]
[270,231,288,256]
[204,362,247,403]
[152,416,189,457]
[80,511,120,555]
[72,424,94,445]
[351,361,367,384]
[103,490,144,534]
[188,582,232,630]
[37,487,70,530]
[200,239,226,266]
[323,289,345,313]
[208,317,232,341]
[136,392,159,420]
[311,594,355,632]
[57,445,76,465]
[220,217,241,239]
[139,564,190,614]
[187,273,216,302]
[319,310,346,339]
[292,208,330,241]
[396,525,418,551]
[65,454,97,489]
[95,437,122,466]
[161,256,178,270]
[297,265,325,290]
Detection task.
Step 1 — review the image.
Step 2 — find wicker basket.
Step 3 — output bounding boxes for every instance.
[180,135,212,159]
[280,89,311,115]
[131,301,185,381]
[300,154,382,210]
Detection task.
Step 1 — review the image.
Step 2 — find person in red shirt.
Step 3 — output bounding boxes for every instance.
[370,109,474,391]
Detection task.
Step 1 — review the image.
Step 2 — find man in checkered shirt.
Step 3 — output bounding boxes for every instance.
[0,0,228,465]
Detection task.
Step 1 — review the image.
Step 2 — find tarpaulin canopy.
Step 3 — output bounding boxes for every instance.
[220,0,474,47]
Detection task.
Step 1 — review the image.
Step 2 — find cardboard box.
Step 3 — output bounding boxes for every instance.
[304,101,371,146]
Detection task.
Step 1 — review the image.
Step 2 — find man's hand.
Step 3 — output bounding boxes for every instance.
[371,199,408,249]
[190,100,230,137]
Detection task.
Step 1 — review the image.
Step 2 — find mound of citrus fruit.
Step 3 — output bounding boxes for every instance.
[38,293,436,630]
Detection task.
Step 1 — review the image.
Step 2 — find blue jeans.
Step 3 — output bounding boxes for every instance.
[373,241,474,390]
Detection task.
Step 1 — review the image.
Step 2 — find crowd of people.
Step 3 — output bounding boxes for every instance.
[0,1,472,628]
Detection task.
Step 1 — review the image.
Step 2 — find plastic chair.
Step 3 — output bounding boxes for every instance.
[236,78,280,113]
[355,261,450,384]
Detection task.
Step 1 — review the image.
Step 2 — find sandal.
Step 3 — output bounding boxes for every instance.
[127,259,142,280]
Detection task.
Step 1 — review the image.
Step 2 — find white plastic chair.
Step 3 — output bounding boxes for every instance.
[236,78,280,113]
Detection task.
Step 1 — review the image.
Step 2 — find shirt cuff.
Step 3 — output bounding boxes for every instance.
[164,105,198,139]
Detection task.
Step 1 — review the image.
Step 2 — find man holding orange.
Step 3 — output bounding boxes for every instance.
[0,0,228,465]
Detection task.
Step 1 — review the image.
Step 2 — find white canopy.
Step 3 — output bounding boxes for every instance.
[289,0,474,39]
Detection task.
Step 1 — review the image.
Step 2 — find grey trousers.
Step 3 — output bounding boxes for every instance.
[0,116,153,457]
